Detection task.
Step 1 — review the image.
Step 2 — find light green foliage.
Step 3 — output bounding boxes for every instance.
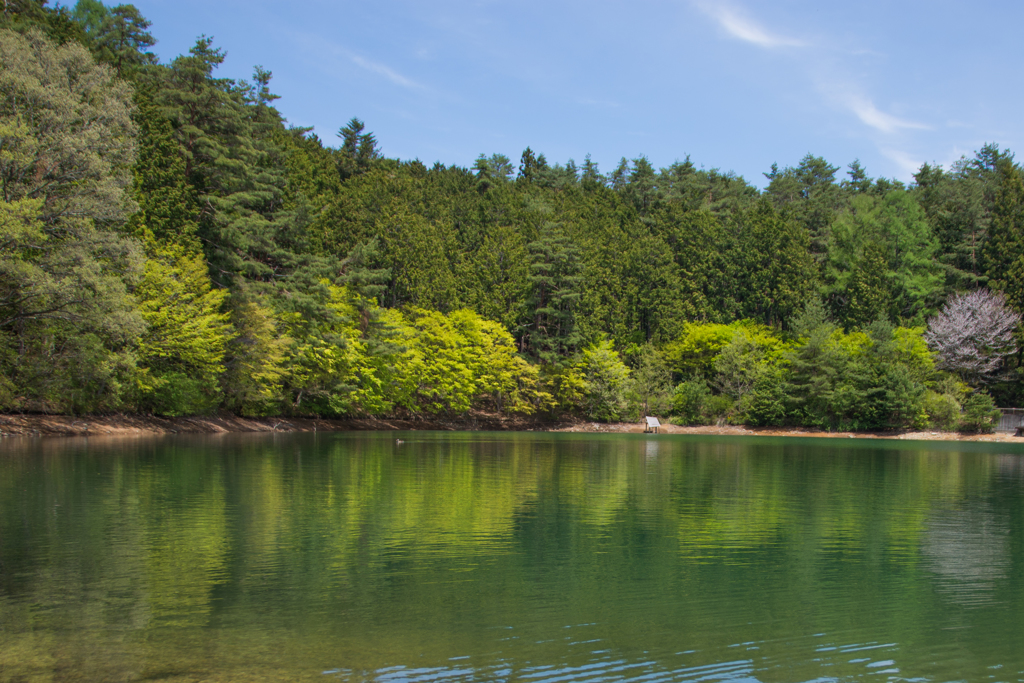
[691,324,789,423]
[351,307,550,416]
[575,340,630,422]
[447,310,551,414]
[544,363,588,413]
[890,326,935,380]
[664,320,786,380]
[132,244,230,414]
[282,281,383,416]
[671,379,711,425]
[826,192,942,326]
[921,390,961,431]
[388,307,476,414]
[222,298,290,416]
[663,322,736,378]
[920,376,978,432]
[713,330,776,402]
[624,343,673,419]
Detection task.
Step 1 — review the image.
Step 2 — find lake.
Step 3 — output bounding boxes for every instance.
[2,431,1024,682]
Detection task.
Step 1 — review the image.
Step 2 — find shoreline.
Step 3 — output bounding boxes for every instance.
[0,412,1021,442]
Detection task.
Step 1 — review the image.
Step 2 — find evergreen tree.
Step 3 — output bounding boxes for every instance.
[337,117,380,179]
[526,223,582,362]
[981,162,1024,294]
[733,199,816,327]
[92,3,155,75]
[765,153,842,260]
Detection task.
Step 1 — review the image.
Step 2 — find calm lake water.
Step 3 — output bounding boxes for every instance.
[2,431,1024,682]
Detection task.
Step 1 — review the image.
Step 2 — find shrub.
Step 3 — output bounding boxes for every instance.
[922,390,961,431]
[744,370,788,426]
[959,391,1000,433]
[671,379,711,425]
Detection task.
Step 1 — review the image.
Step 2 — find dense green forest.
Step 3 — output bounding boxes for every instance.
[3,0,1024,431]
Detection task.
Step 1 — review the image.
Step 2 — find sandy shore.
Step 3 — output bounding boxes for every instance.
[1,412,1022,442]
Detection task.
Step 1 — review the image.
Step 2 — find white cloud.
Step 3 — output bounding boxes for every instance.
[695,2,804,49]
[880,148,923,178]
[844,95,930,134]
[350,55,423,90]
[285,31,427,91]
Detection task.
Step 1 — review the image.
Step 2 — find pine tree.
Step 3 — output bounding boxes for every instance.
[337,117,380,179]
[92,3,156,75]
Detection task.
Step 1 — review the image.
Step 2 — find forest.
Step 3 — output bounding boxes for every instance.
[2,0,1024,431]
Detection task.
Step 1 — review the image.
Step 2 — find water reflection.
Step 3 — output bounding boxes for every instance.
[1,432,1024,681]
[922,506,1009,607]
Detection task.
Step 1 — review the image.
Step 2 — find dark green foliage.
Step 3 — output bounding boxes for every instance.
[127,92,200,250]
[914,144,1011,285]
[766,153,843,259]
[525,223,582,362]
[745,369,788,426]
[337,117,380,179]
[88,3,156,75]
[959,391,1000,433]
[733,199,817,327]
[134,371,220,416]
[982,162,1024,304]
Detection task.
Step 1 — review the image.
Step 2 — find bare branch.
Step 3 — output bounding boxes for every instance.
[925,289,1021,384]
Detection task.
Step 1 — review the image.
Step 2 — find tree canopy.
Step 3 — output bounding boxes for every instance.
[0,4,1019,432]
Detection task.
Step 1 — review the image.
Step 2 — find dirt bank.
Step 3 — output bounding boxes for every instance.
[0,412,568,438]
[550,422,1024,442]
[1,412,1022,442]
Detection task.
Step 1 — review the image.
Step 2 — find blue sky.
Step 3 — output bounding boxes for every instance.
[129,0,1023,187]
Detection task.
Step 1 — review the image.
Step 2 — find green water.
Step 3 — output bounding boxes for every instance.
[2,432,1024,682]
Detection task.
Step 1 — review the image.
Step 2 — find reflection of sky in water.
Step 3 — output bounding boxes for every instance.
[320,632,918,682]
[645,439,660,460]
[922,506,1009,607]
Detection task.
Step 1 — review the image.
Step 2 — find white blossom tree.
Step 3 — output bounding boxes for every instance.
[925,290,1021,384]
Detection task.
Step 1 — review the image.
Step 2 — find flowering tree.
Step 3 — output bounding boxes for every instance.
[924,290,1021,384]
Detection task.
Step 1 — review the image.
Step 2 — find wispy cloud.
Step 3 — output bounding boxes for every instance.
[695,2,804,49]
[286,31,427,91]
[880,148,923,177]
[350,55,423,90]
[844,95,930,134]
